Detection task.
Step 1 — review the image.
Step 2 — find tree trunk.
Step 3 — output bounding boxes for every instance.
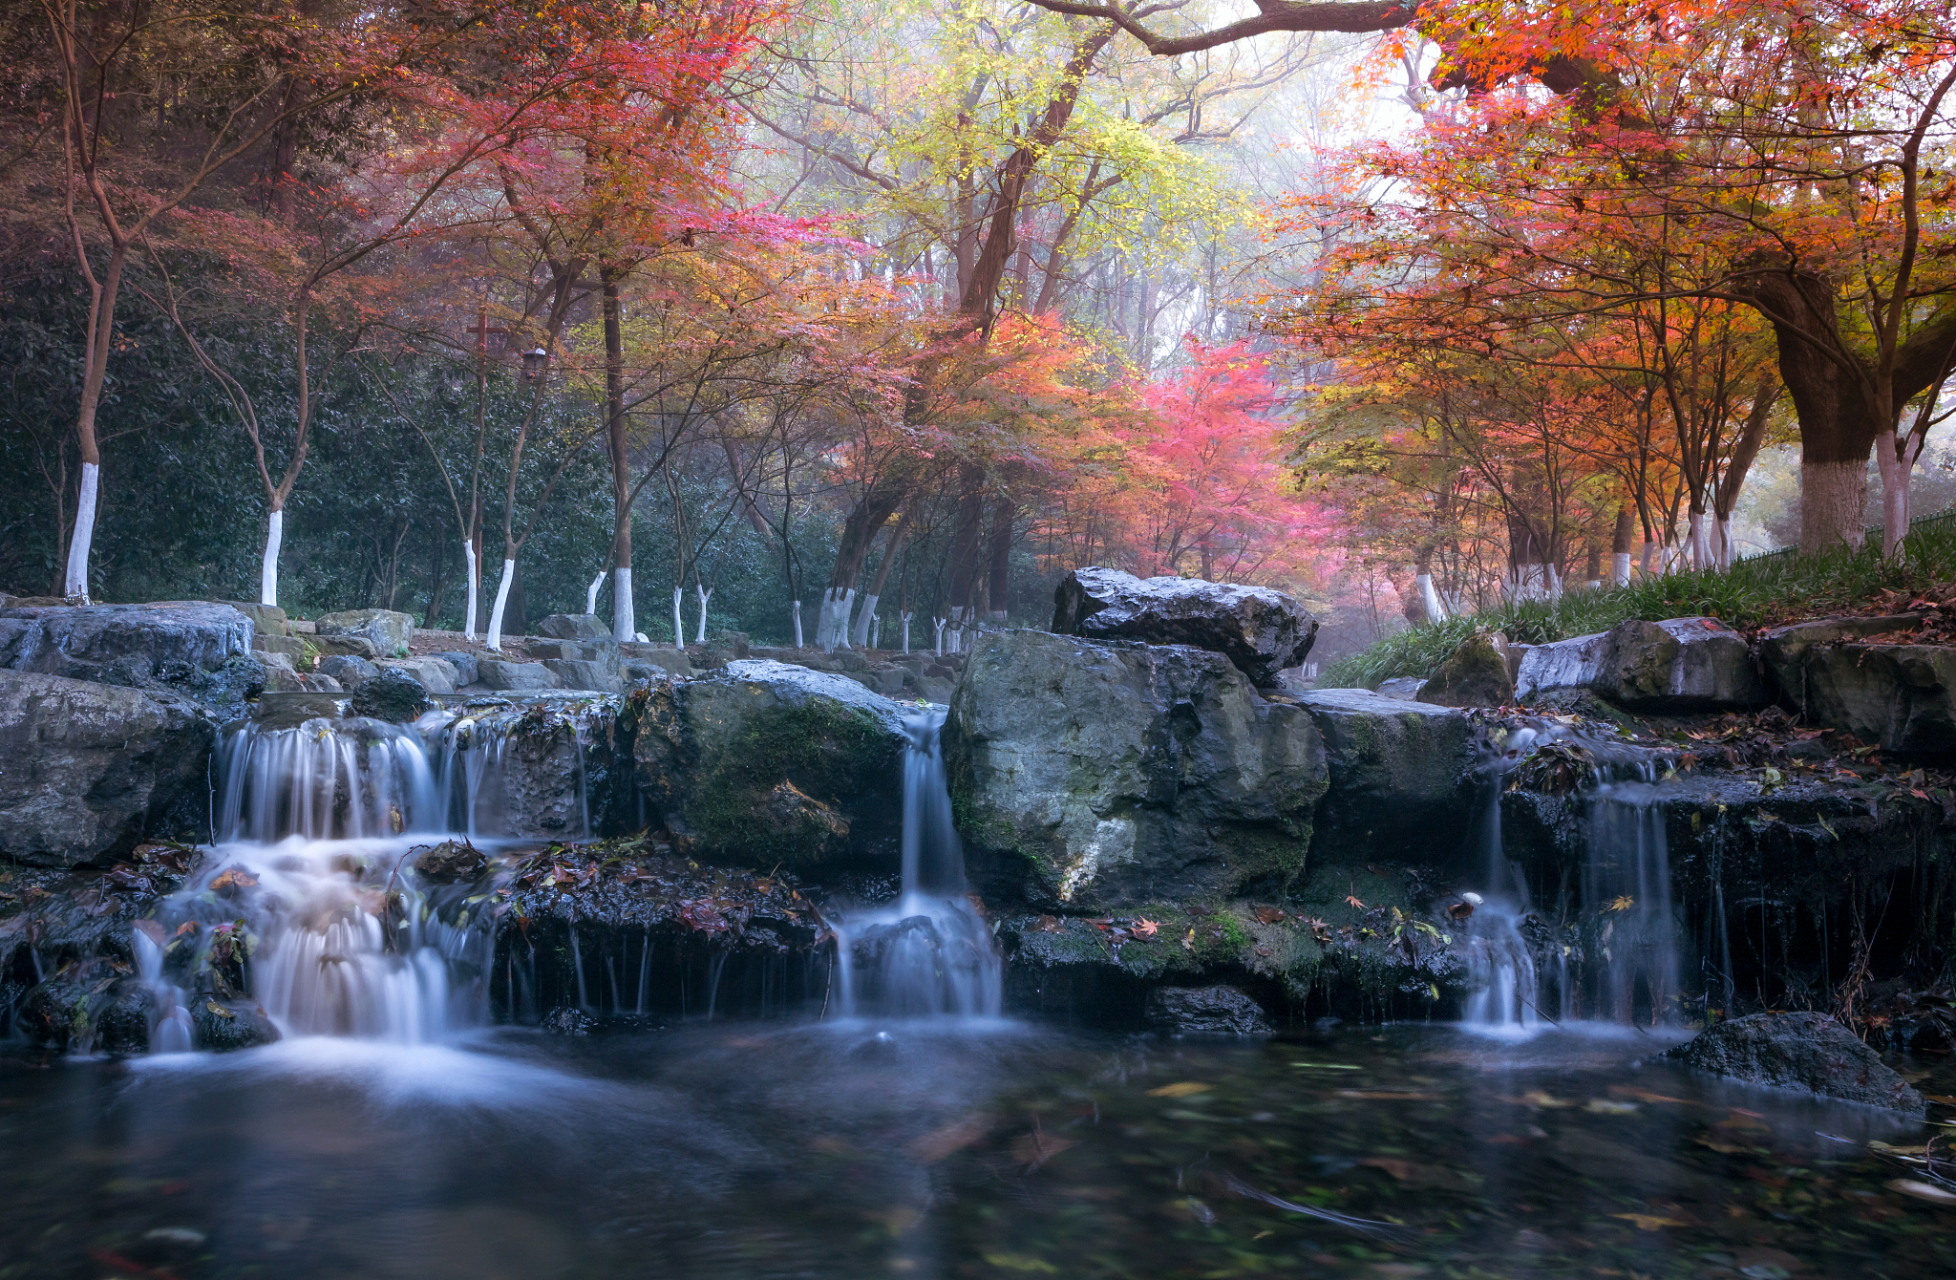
[486,558,517,651]
[852,511,910,647]
[1611,505,1634,585]
[985,496,1015,623]
[463,537,480,641]
[602,268,636,643]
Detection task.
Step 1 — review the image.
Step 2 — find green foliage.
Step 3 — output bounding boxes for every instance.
[1323,512,1956,688]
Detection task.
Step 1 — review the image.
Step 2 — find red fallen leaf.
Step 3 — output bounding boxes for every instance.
[210,867,258,893]
[1345,895,1365,909]
[1130,917,1159,939]
[1253,905,1286,924]
[677,900,729,935]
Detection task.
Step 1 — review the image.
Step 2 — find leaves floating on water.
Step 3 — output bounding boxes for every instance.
[1148,1082,1211,1098]
[1611,1213,1689,1231]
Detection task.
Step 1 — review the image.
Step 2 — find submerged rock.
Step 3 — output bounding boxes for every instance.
[1051,567,1317,688]
[1663,1011,1925,1114]
[633,660,906,869]
[1146,985,1273,1036]
[946,630,1325,910]
[0,671,215,868]
[1419,631,1514,707]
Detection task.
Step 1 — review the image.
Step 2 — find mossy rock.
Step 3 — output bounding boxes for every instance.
[1419,630,1514,708]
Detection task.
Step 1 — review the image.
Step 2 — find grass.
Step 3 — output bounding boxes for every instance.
[1321,509,1956,690]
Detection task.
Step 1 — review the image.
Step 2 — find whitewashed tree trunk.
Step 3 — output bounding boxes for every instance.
[934,617,946,655]
[900,610,913,653]
[463,541,480,641]
[1640,539,1658,576]
[694,584,713,643]
[792,600,804,648]
[586,571,605,615]
[819,586,854,650]
[870,614,881,648]
[1415,573,1446,623]
[1611,551,1631,586]
[1801,459,1869,552]
[612,567,634,644]
[671,587,685,649]
[64,461,100,601]
[849,593,879,647]
[1715,517,1735,569]
[1685,511,1707,570]
[259,507,283,607]
[485,558,516,652]
[1874,429,1911,559]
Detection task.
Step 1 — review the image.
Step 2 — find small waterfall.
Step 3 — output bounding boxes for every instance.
[1577,783,1680,1024]
[216,717,443,841]
[831,708,1002,1018]
[1462,773,1542,1035]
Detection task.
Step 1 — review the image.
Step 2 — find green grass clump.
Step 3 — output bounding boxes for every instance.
[1322,512,1956,689]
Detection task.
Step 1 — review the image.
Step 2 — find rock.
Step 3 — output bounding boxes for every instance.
[262,667,342,694]
[634,659,907,870]
[945,630,1326,910]
[1051,567,1318,688]
[623,660,680,684]
[434,650,480,687]
[287,619,317,635]
[1419,631,1515,707]
[1594,617,1770,712]
[540,1006,595,1035]
[314,608,414,657]
[1760,618,1956,753]
[476,658,563,691]
[621,643,692,677]
[315,654,379,687]
[253,633,307,658]
[351,668,433,722]
[1514,631,1610,703]
[1145,985,1274,1036]
[192,996,281,1051]
[0,670,215,868]
[1375,676,1427,700]
[0,601,252,683]
[18,967,153,1053]
[1758,615,1922,693]
[254,690,347,722]
[535,613,611,641]
[451,697,624,838]
[181,654,267,718]
[1664,1012,1925,1114]
[411,839,487,881]
[312,633,381,659]
[209,601,287,636]
[541,657,621,693]
[376,656,460,695]
[1295,688,1479,861]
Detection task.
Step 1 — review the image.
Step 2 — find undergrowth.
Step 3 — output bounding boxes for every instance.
[1322,511,1956,690]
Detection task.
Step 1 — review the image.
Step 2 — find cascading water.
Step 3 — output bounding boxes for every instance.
[1461,756,1543,1035]
[830,707,1002,1018]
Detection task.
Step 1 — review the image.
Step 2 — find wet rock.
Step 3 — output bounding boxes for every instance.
[623,659,683,685]
[0,671,215,868]
[1757,615,1920,693]
[1514,631,1610,703]
[0,601,253,683]
[192,996,281,1051]
[541,656,621,693]
[540,1006,594,1035]
[312,634,382,660]
[1051,567,1318,688]
[1295,688,1479,863]
[1598,617,1769,711]
[207,600,287,636]
[377,656,460,696]
[18,966,154,1053]
[1374,676,1427,700]
[262,665,344,693]
[253,633,307,658]
[946,630,1326,910]
[351,668,433,722]
[1146,985,1274,1036]
[634,660,905,869]
[621,642,691,678]
[411,839,487,881]
[435,650,480,687]
[1663,1011,1925,1113]
[1784,641,1956,755]
[179,654,266,719]
[477,658,563,692]
[1418,631,1514,707]
[535,614,610,642]
[450,696,623,839]
[315,654,380,687]
[315,608,414,657]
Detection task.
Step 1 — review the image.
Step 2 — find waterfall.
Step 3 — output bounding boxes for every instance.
[830,707,1002,1018]
[1577,783,1680,1024]
[1461,774,1543,1035]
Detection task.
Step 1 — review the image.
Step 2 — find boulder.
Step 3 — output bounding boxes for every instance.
[262,667,342,694]
[351,667,434,722]
[315,654,379,687]
[945,630,1326,910]
[209,601,287,637]
[0,670,215,868]
[311,634,381,660]
[1051,567,1318,688]
[376,656,460,695]
[1375,676,1427,700]
[1295,688,1479,862]
[314,608,414,657]
[1598,616,1769,711]
[1758,615,1922,693]
[182,655,267,719]
[1514,631,1610,703]
[476,658,563,691]
[411,839,488,882]
[0,601,252,683]
[18,967,154,1053]
[1145,985,1274,1036]
[252,633,307,658]
[1419,631,1514,707]
[1664,1011,1925,1114]
[634,659,907,870]
[448,697,623,839]
[434,650,480,687]
[1759,617,1956,753]
[542,658,622,693]
[192,996,281,1051]
[535,613,611,641]
[621,642,692,677]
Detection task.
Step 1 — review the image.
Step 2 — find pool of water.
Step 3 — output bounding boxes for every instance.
[1,1021,1950,1279]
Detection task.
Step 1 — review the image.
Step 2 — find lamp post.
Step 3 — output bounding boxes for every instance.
[521,347,548,381]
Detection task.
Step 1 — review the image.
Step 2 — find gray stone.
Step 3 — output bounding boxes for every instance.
[535,613,611,641]
[262,667,342,694]
[315,654,379,687]
[634,659,908,870]
[1051,567,1318,688]
[621,643,692,677]
[19,968,153,1053]
[434,651,480,687]
[376,656,460,696]
[351,668,434,722]
[542,657,622,693]
[1295,688,1478,861]
[0,670,215,869]
[411,838,488,881]
[209,600,287,636]
[1146,985,1274,1036]
[1758,615,1922,693]
[311,634,381,660]
[1598,617,1769,711]
[1375,676,1427,700]
[253,633,307,658]
[1664,1012,1925,1114]
[314,608,414,657]
[0,601,252,683]
[1796,643,1956,754]
[476,659,563,691]
[257,650,295,673]
[192,996,281,1051]
[1514,631,1610,702]
[945,630,1326,910]
[1419,631,1515,707]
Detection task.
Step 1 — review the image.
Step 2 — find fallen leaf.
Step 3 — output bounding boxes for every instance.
[1887,1178,1956,1205]
[1610,1213,1688,1230]
[1517,1090,1575,1108]
[1009,1131,1077,1169]
[1345,895,1366,909]
[1586,1099,1640,1114]
[1253,905,1286,924]
[1338,1090,1436,1100]
[210,867,258,893]
[1148,1081,1212,1098]
[1130,917,1159,939]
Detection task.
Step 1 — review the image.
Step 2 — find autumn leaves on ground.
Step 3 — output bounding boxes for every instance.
[4,1,1953,660]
